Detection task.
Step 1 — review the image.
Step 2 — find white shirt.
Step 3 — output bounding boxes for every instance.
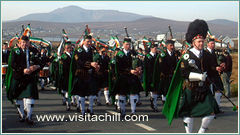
[167,49,172,56]
[207,47,213,54]
[3,49,7,53]
[190,47,203,58]
[83,45,89,52]
[150,51,156,57]
[66,52,71,57]
[123,49,130,56]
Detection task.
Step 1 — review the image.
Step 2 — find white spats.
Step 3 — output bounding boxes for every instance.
[115,95,120,110]
[198,115,215,133]
[88,95,96,113]
[80,97,85,115]
[161,95,166,101]
[183,117,194,133]
[130,95,139,113]
[150,93,158,109]
[25,98,34,119]
[16,100,25,118]
[97,90,101,102]
[75,95,80,108]
[215,92,222,106]
[104,90,110,103]
[118,95,126,115]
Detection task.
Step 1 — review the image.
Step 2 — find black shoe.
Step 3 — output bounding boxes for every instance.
[86,108,90,113]
[153,108,159,112]
[120,113,126,119]
[24,110,27,116]
[106,102,111,106]
[136,102,142,106]
[19,116,25,122]
[162,101,165,105]
[62,99,66,105]
[26,118,34,125]
[150,98,154,109]
[130,113,137,116]
[77,107,80,112]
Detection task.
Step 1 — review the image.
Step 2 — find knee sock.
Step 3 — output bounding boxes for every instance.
[215,92,222,106]
[198,115,215,133]
[104,90,110,103]
[183,117,194,133]
[80,97,85,115]
[88,95,96,113]
[25,98,34,119]
[16,99,25,118]
[119,95,126,115]
[130,95,139,113]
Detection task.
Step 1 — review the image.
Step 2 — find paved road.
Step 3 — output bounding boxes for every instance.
[2,86,238,133]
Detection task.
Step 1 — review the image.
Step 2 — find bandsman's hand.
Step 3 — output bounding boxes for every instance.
[30,65,40,72]
[91,62,98,68]
[216,66,222,72]
[220,63,226,70]
[130,70,137,75]
[24,68,31,75]
[95,65,100,72]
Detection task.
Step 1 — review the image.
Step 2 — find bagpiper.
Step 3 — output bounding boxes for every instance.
[161,40,179,103]
[6,36,45,124]
[59,42,73,110]
[178,19,220,133]
[205,38,224,112]
[112,37,136,117]
[143,44,164,112]
[69,35,100,115]
[93,47,111,106]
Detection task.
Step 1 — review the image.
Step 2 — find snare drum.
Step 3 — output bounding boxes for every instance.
[2,65,8,75]
[39,67,49,77]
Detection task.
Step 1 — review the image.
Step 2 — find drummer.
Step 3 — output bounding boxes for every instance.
[2,41,10,87]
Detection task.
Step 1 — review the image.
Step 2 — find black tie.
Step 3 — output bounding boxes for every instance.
[199,51,203,58]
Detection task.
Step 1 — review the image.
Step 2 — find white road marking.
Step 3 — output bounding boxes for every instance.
[107,110,119,115]
[135,123,156,131]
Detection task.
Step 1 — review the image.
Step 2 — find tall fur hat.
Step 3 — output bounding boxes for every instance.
[186,19,209,43]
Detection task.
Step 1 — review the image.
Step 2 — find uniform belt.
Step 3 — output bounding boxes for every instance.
[183,80,205,90]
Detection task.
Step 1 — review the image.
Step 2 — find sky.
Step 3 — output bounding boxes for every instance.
[1,1,239,22]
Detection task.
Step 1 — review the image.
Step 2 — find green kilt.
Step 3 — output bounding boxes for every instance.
[129,75,144,95]
[178,88,220,117]
[112,74,130,95]
[7,77,39,100]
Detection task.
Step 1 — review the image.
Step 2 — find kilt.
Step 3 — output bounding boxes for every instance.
[71,75,98,97]
[177,88,220,117]
[8,77,39,100]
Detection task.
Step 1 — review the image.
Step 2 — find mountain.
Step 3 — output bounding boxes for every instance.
[208,19,237,26]
[3,17,238,40]
[16,5,150,23]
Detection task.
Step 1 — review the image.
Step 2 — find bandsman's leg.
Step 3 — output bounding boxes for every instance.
[25,98,35,124]
[16,99,25,122]
[119,95,126,117]
[130,94,139,115]
[88,95,96,115]
[183,117,194,133]
[198,115,215,133]
[79,96,86,115]
[150,91,158,112]
[115,94,120,111]
[65,92,70,111]
[104,87,111,106]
